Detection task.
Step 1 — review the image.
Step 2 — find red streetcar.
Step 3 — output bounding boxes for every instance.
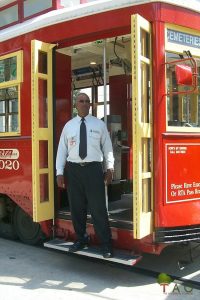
[0,0,200,265]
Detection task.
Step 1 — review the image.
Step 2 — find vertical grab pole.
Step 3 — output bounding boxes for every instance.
[103,39,107,124]
[103,39,109,212]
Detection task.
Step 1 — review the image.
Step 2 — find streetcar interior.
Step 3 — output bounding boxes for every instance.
[56,34,134,229]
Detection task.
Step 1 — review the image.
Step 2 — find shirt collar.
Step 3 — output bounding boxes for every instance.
[77,114,90,122]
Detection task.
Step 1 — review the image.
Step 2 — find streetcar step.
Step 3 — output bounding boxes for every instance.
[44,239,142,266]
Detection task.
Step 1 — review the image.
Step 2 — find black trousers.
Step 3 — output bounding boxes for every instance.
[66,162,111,246]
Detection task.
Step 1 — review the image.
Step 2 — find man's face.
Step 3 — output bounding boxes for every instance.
[76,94,90,117]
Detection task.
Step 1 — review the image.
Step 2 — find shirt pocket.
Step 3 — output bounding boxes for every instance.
[89,131,101,148]
[89,130,101,140]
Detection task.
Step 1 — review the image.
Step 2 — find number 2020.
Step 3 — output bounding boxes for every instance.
[0,160,20,170]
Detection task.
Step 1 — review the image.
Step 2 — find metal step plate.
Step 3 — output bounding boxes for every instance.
[44,239,142,266]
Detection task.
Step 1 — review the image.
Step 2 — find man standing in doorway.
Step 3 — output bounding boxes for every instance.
[56,93,114,258]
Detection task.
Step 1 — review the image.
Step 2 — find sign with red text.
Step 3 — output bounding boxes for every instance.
[166,144,200,203]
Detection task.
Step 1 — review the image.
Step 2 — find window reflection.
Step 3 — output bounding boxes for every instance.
[0,5,18,28]
[24,0,52,18]
[166,52,200,128]
[0,57,17,83]
[0,86,18,132]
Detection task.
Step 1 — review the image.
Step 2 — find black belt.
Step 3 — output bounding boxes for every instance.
[68,161,100,167]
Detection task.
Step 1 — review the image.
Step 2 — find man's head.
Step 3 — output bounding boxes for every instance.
[75,93,90,117]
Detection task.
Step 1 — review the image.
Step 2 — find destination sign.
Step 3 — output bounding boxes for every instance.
[167,29,200,49]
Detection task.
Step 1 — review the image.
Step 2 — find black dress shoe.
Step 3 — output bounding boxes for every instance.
[69,240,89,253]
[102,245,113,258]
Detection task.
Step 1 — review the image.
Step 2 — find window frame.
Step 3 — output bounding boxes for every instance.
[0,50,23,136]
[165,24,200,133]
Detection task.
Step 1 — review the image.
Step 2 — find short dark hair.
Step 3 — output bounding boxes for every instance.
[76,93,90,102]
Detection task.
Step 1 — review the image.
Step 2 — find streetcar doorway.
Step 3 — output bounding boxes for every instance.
[55,14,153,239]
[56,34,134,230]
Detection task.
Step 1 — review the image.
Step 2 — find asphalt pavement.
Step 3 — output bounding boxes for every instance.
[0,237,200,300]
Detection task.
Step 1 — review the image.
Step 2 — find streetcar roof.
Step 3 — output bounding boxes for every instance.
[0,0,200,42]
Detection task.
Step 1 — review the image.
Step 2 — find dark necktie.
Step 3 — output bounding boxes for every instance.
[79,117,87,160]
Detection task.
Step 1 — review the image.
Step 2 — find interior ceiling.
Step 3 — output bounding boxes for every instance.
[57,35,131,70]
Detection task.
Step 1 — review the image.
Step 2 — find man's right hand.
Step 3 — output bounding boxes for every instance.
[57,175,66,189]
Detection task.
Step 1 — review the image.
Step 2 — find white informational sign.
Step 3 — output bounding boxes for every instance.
[0,148,20,170]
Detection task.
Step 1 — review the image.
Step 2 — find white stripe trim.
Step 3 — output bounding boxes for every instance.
[0,0,200,42]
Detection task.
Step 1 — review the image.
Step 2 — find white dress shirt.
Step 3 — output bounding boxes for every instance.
[56,114,114,175]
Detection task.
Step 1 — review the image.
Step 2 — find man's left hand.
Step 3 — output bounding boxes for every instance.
[104,169,114,185]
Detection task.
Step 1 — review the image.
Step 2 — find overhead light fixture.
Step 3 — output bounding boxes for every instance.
[90,61,96,65]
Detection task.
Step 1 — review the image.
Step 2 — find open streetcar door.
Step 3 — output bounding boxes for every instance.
[31,40,55,222]
[131,14,153,239]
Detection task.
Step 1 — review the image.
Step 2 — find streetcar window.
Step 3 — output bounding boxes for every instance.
[0,57,17,83]
[75,85,110,119]
[0,51,23,136]
[0,87,19,133]
[0,5,18,29]
[166,51,200,130]
[24,0,52,18]
[96,85,110,119]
